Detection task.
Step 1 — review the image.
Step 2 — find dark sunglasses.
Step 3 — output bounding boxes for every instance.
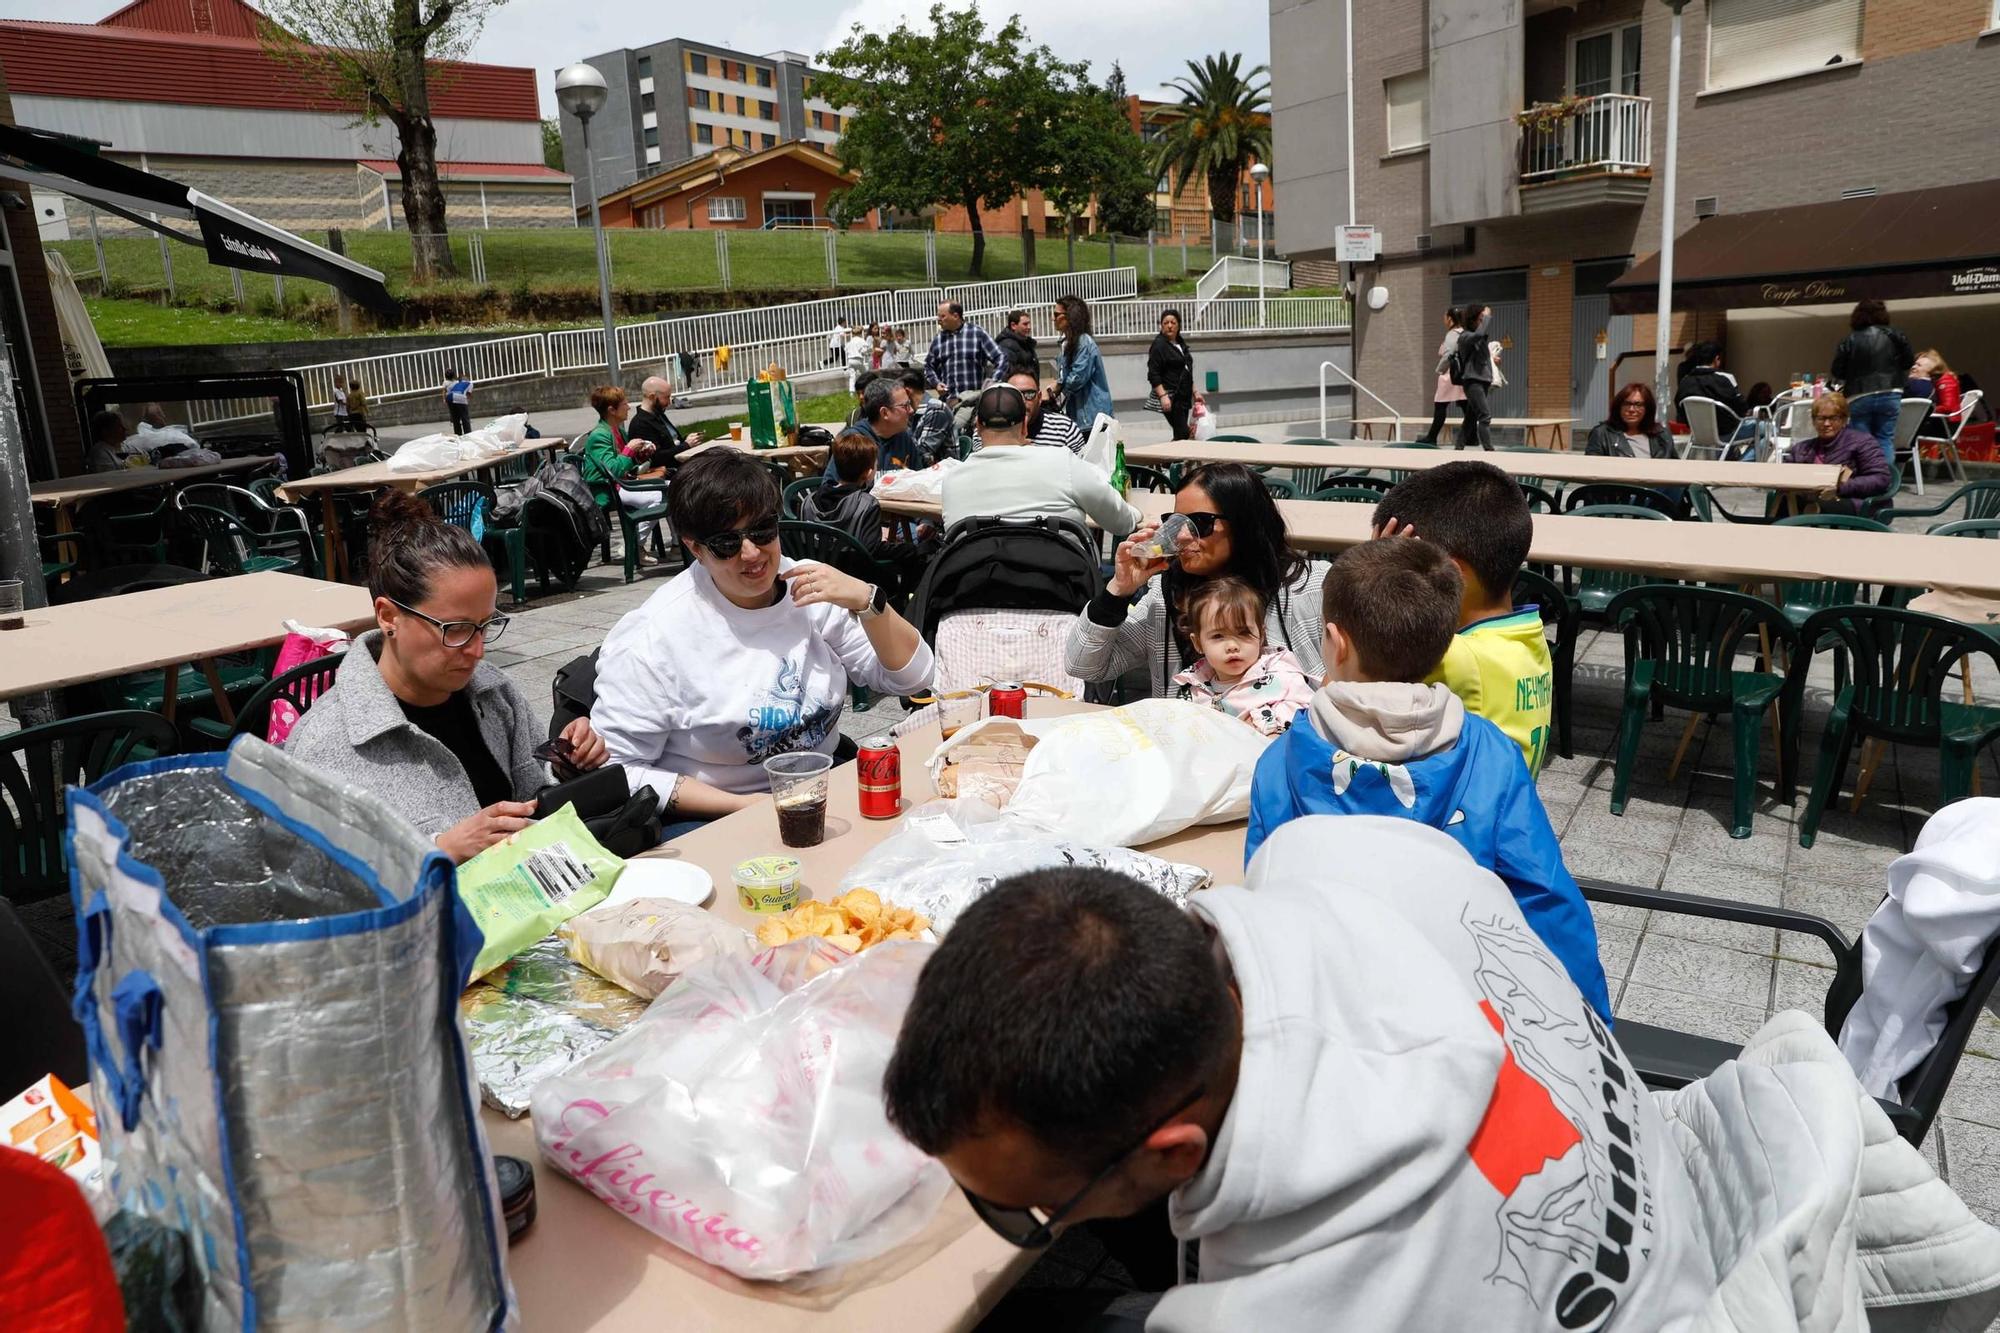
[388,599,508,649]
[1178,511,1222,538]
[694,520,780,559]
[960,1085,1205,1249]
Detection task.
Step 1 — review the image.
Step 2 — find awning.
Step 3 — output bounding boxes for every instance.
[0,123,398,313]
[1609,180,2000,314]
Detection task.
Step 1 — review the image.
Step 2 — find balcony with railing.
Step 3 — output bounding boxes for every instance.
[1516,93,1652,214]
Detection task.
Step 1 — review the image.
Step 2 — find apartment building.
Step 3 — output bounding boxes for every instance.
[556,40,850,201]
[1136,101,1275,247]
[1273,0,2000,428]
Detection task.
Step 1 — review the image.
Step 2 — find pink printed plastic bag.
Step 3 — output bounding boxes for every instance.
[265,621,352,745]
[529,938,949,1282]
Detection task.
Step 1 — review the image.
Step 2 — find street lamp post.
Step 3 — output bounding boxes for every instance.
[1250,162,1271,329]
[557,62,619,381]
[1652,1,1690,409]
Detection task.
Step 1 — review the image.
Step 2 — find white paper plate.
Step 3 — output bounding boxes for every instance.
[605,858,715,908]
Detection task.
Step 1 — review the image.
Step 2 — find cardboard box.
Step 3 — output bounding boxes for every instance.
[3,1074,102,1191]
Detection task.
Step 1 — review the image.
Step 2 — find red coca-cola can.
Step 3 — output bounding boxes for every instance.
[856,737,902,819]
[988,682,1027,719]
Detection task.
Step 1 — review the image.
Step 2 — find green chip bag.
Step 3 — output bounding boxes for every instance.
[456,804,622,981]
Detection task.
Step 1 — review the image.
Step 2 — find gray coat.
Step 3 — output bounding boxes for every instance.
[284,630,548,838]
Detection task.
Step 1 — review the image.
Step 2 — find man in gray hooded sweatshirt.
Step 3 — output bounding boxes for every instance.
[884,816,1717,1330]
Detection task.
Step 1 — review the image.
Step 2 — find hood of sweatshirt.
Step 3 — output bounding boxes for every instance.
[1307,680,1464,762]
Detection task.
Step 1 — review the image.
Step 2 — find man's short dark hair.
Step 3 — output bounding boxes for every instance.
[898,367,928,396]
[1322,540,1462,683]
[943,302,965,319]
[667,446,779,542]
[883,867,1232,1171]
[1372,460,1531,600]
[1006,308,1029,326]
[831,428,878,484]
[975,384,1029,430]
[860,376,903,424]
[1005,361,1041,386]
[89,409,125,443]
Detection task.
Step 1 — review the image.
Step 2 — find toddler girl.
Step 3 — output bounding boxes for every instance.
[1172,577,1315,737]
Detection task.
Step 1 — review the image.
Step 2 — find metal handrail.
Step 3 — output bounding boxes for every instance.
[1319,361,1402,441]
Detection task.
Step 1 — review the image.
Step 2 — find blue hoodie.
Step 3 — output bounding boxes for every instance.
[1247,681,1611,1021]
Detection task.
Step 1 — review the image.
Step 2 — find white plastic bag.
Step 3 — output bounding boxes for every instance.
[1080,414,1118,474]
[838,798,1212,934]
[483,413,528,448]
[389,433,469,471]
[530,939,949,1282]
[980,699,1268,846]
[872,459,959,504]
[1192,403,1219,441]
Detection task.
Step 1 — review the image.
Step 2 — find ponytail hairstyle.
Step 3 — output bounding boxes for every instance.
[367,489,490,608]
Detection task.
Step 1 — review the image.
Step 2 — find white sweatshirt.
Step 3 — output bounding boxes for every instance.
[1837,797,2000,1099]
[1154,816,1715,1333]
[940,444,1140,537]
[590,558,935,800]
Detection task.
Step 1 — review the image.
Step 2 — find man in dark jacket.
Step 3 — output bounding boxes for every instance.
[1673,342,1748,422]
[626,376,703,471]
[1829,299,1916,468]
[994,309,1038,378]
[805,428,935,599]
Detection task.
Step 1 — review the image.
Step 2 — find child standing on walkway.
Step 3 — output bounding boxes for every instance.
[442,367,473,435]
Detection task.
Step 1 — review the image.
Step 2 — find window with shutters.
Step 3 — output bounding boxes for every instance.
[1705,0,1863,92]
[709,197,746,222]
[1384,70,1429,152]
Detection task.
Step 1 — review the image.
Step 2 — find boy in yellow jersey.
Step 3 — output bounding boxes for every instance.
[1370,461,1555,774]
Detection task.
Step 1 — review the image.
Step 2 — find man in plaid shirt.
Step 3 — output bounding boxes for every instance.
[924,301,1004,401]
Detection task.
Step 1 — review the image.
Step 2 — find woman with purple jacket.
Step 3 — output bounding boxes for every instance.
[1785,391,1893,515]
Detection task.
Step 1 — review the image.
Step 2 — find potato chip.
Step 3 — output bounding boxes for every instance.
[755,889,930,955]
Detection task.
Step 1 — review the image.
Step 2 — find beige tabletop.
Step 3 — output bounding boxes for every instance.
[1126,441,1841,493]
[31,456,280,509]
[681,438,832,463]
[0,572,373,700]
[276,438,568,501]
[491,699,1248,1331]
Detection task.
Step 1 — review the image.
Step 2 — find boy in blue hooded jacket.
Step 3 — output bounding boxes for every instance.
[1246,538,1611,1021]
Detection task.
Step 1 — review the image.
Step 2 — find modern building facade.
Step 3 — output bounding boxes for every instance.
[1273,0,2000,428]
[0,0,572,240]
[556,40,850,201]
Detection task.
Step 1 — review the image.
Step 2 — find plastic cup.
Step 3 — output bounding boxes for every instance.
[730,422,746,442]
[0,579,22,631]
[765,751,835,848]
[938,691,983,743]
[1139,512,1195,561]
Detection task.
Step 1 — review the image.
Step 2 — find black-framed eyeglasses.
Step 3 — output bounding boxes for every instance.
[1179,511,1223,538]
[960,1085,1206,1250]
[388,599,509,649]
[694,520,780,559]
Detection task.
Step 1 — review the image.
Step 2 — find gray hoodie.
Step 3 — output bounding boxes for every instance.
[1153,817,1715,1331]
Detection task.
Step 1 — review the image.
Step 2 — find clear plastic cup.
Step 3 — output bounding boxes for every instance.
[938,692,983,743]
[730,422,746,442]
[765,751,834,848]
[0,579,23,631]
[1139,512,1196,561]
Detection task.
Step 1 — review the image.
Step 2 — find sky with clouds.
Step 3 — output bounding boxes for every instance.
[7,0,1272,117]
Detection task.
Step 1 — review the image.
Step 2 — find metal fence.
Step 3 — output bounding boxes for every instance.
[942,267,1137,313]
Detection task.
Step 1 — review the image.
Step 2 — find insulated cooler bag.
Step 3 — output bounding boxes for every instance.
[66,738,516,1332]
[747,376,798,448]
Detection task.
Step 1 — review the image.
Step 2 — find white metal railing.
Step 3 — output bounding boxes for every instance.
[548,288,920,377]
[1194,255,1291,323]
[1319,360,1401,441]
[287,333,549,417]
[1520,93,1652,181]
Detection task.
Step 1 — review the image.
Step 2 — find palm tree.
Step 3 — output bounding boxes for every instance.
[1150,54,1272,249]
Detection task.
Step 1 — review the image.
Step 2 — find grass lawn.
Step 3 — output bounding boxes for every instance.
[681,390,856,441]
[85,297,328,347]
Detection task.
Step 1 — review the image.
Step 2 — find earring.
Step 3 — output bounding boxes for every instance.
[385,628,395,637]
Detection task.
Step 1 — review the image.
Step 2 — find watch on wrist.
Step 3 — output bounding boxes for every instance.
[857,583,887,620]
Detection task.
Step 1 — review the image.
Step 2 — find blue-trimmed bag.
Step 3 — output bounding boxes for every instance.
[67,738,516,1331]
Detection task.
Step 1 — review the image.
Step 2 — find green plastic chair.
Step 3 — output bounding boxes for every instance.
[1606,585,1799,839]
[188,649,346,747]
[1564,504,1672,617]
[420,480,495,532]
[1885,479,2000,524]
[1792,606,2000,847]
[1319,472,1391,496]
[779,520,901,707]
[1689,485,1778,525]
[1930,518,2000,539]
[1125,464,1174,494]
[1381,440,1439,484]
[1260,476,1298,500]
[1777,512,1892,535]
[175,503,299,577]
[1518,482,1561,514]
[1768,512,1889,630]
[614,479,673,584]
[1308,486,1387,505]
[1513,566,1576,761]
[783,476,821,518]
[178,482,319,576]
[2,710,180,905]
[1563,482,1680,518]
[1279,437,1341,493]
[1208,434,1260,443]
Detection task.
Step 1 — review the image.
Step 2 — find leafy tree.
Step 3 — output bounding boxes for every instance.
[1150,53,1272,244]
[541,117,562,171]
[1106,62,1129,103]
[816,4,1072,278]
[259,0,512,282]
[1042,81,1153,260]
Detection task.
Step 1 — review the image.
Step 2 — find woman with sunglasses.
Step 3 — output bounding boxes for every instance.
[591,448,934,839]
[286,491,610,863]
[1067,461,1328,700]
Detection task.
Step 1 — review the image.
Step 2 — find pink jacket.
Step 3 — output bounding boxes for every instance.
[1173,646,1316,738]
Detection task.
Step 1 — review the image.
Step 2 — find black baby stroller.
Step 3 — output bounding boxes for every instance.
[906,515,1100,699]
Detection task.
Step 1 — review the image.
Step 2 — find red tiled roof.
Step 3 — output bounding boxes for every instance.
[0,18,540,121]
[359,159,570,181]
[98,0,265,41]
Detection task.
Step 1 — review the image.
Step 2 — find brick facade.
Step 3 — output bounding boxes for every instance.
[1526,262,1572,420]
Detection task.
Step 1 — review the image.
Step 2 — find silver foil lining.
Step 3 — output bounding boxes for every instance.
[460,936,649,1117]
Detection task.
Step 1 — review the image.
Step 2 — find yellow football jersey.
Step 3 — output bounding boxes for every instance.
[1428,609,1555,775]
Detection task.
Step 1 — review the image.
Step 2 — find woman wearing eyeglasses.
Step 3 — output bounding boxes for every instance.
[1067,462,1328,701]
[1584,382,1676,460]
[1783,391,1893,515]
[285,492,611,863]
[591,448,935,839]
